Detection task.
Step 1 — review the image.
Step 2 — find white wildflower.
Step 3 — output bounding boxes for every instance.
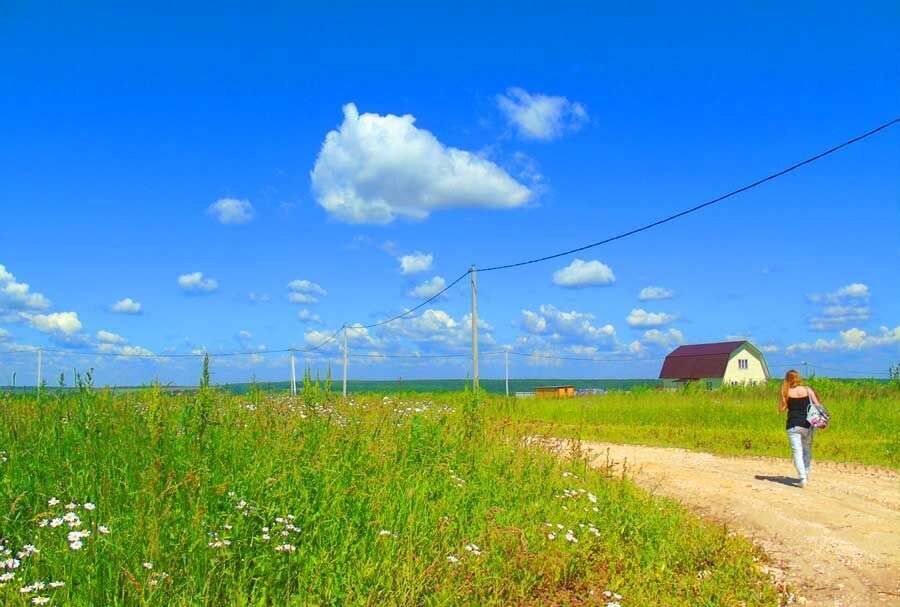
[49,581,65,588]
[446,555,459,564]
[274,544,296,553]
[0,572,15,582]
[48,518,63,528]
[33,596,51,605]
[64,502,78,511]
[142,562,153,570]
[83,503,95,511]
[565,530,578,543]
[97,526,110,535]
[68,540,83,551]
[47,498,60,507]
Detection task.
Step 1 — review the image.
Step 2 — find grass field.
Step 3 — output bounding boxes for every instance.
[491,378,900,469]
[0,385,780,606]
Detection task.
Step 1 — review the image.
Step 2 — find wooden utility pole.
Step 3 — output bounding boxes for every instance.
[470,266,479,394]
[505,347,509,397]
[342,326,349,398]
[290,349,297,396]
[36,348,42,400]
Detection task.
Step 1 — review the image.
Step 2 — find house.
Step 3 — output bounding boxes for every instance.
[659,341,770,389]
[535,385,575,399]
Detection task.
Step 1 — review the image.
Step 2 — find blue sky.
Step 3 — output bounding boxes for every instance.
[1,2,898,384]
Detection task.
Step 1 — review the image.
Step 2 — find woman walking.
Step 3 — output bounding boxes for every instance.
[779,369,819,487]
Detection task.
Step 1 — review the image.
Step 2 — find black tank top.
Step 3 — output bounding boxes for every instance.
[786,390,812,430]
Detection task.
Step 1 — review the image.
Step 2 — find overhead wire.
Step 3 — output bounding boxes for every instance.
[480,117,900,272]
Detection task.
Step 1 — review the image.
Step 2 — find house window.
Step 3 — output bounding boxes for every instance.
[738,358,748,370]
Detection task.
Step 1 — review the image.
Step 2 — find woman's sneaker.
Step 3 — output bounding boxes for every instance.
[799,478,808,488]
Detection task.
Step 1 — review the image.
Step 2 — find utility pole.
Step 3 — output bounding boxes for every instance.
[342,325,349,398]
[803,361,809,378]
[505,347,509,397]
[36,348,42,401]
[290,349,297,397]
[470,265,479,394]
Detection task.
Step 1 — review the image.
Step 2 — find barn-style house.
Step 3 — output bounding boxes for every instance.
[659,340,770,389]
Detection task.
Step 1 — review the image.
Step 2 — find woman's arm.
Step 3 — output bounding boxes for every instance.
[778,396,787,413]
[807,387,820,405]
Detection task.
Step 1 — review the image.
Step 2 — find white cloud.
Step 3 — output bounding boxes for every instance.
[310,103,531,223]
[760,345,780,353]
[552,259,615,288]
[28,312,82,335]
[809,305,870,331]
[238,330,252,340]
[0,264,51,311]
[0,328,10,342]
[786,325,900,354]
[409,276,446,299]
[287,280,326,304]
[627,308,676,328]
[399,252,433,275]
[98,343,154,356]
[178,272,218,294]
[248,292,271,303]
[808,283,870,303]
[305,323,379,351]
[96,330,127,344]
[208,198,255,224]
[297,309,321,323]
[520,305,616,344]
[382,309,493,350]
[638,286,674,301]
[111,297,142,314]
[641,328,684,349]
[496,87,588,140]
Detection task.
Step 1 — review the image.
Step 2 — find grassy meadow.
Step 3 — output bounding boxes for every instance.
[0,384,781,606]
[493,378,900,469]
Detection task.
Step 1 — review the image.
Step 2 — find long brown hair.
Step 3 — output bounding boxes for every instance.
[781,369,802,407]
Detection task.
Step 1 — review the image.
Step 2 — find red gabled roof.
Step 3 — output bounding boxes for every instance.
[659,341,747,379]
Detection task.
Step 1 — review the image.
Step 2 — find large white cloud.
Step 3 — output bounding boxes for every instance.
[0,264,51,311]
[399,252,433,275]
[178,272,218,294]
[627,308,676,328]
[409,276,446,299]
[638,286,674,301]
[520,305,616,344]
[111,297,142,314]
[28,312,82,335]
[310,103,532,224]
[552,259,615,288]
[496,87,588,140]
[208,198,255,224]
[0,328,10,342]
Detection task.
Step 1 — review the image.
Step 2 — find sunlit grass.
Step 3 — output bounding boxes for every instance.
[490,378,900,469]
[0,386,779,606]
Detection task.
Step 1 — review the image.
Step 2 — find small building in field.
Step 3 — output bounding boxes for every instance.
[659,341,770,389]
[535,385,576,399]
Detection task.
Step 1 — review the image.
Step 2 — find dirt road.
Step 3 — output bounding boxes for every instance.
[562,440,900,606]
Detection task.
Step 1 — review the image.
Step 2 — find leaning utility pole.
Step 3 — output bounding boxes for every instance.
[342,325,349,398]
[470,266,479,394]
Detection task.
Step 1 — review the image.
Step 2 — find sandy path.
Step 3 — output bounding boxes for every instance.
[552,440,900,606]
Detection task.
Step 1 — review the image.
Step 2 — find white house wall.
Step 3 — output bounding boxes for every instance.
[722,345,768,385]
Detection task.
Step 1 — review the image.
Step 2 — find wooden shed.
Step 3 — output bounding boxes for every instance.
[659,340,770,389]
[535,385,575,399]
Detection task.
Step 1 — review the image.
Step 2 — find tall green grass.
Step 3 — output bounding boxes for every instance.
[0,387,778,606]
[491,378,900,468]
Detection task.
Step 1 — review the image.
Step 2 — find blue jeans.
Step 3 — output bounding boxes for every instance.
[787,426,814,480]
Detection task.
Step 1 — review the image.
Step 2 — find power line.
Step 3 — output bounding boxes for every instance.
[480,117,900,272]
[357,269,472,329]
